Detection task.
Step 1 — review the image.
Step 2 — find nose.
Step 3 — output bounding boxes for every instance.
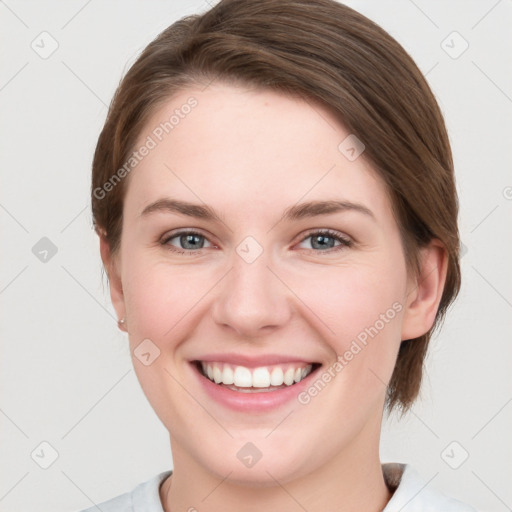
[211,248,292,338]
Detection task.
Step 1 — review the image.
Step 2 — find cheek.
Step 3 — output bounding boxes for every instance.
[290,261,405,395]
[120,254,211,423]
[121,245,220,355]
[294,262,405,340]
[123,260,201,336]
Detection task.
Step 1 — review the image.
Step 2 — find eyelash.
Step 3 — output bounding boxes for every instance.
[160,229,353,255]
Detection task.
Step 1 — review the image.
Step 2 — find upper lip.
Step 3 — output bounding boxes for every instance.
[192,353,320,368]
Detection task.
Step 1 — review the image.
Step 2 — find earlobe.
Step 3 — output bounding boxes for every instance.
[401,239,448,341]
[99,235,126,329]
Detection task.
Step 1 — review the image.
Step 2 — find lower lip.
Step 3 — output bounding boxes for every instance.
[191,362,320,412]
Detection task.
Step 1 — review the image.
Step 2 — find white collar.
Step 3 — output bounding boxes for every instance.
[381,463,476,511]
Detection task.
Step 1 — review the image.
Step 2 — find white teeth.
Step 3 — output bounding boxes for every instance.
[233,366,252,387]
[252,367,271,388]
[200,362,314,389]
[213,364,222,384]
[283,368,295,386]
[222,365,234,385]
[270,367,284,386]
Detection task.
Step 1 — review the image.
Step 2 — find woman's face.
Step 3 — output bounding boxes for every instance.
[109,83,422,484]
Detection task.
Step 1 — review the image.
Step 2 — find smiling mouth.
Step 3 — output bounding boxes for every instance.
[194,361,322,393]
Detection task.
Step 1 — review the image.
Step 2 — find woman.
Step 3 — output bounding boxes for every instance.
[83,0,476,510]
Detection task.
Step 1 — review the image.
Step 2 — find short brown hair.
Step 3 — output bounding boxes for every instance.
[91,0,461,412]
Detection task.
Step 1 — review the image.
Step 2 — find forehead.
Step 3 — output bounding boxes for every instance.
[125,83,391,221]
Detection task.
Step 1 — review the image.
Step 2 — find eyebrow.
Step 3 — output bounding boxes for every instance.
[140,198,375,222]
[282,199,374,221]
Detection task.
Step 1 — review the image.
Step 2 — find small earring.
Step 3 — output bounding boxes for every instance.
[118,318,126,330]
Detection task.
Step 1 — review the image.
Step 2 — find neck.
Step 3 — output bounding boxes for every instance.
[160,420,391,512]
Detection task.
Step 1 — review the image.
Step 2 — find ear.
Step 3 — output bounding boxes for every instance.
[99,235,126,330]
[401,239,448,340]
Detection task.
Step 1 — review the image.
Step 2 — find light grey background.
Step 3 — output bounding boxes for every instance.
[1,1,511,511]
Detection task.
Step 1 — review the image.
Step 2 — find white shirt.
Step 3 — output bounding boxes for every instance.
[77,463,477,511]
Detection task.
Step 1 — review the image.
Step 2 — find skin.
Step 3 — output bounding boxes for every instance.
[100,83,447,512]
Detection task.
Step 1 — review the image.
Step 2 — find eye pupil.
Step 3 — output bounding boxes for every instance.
[181,233,203,249]
[311,234,335,250]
